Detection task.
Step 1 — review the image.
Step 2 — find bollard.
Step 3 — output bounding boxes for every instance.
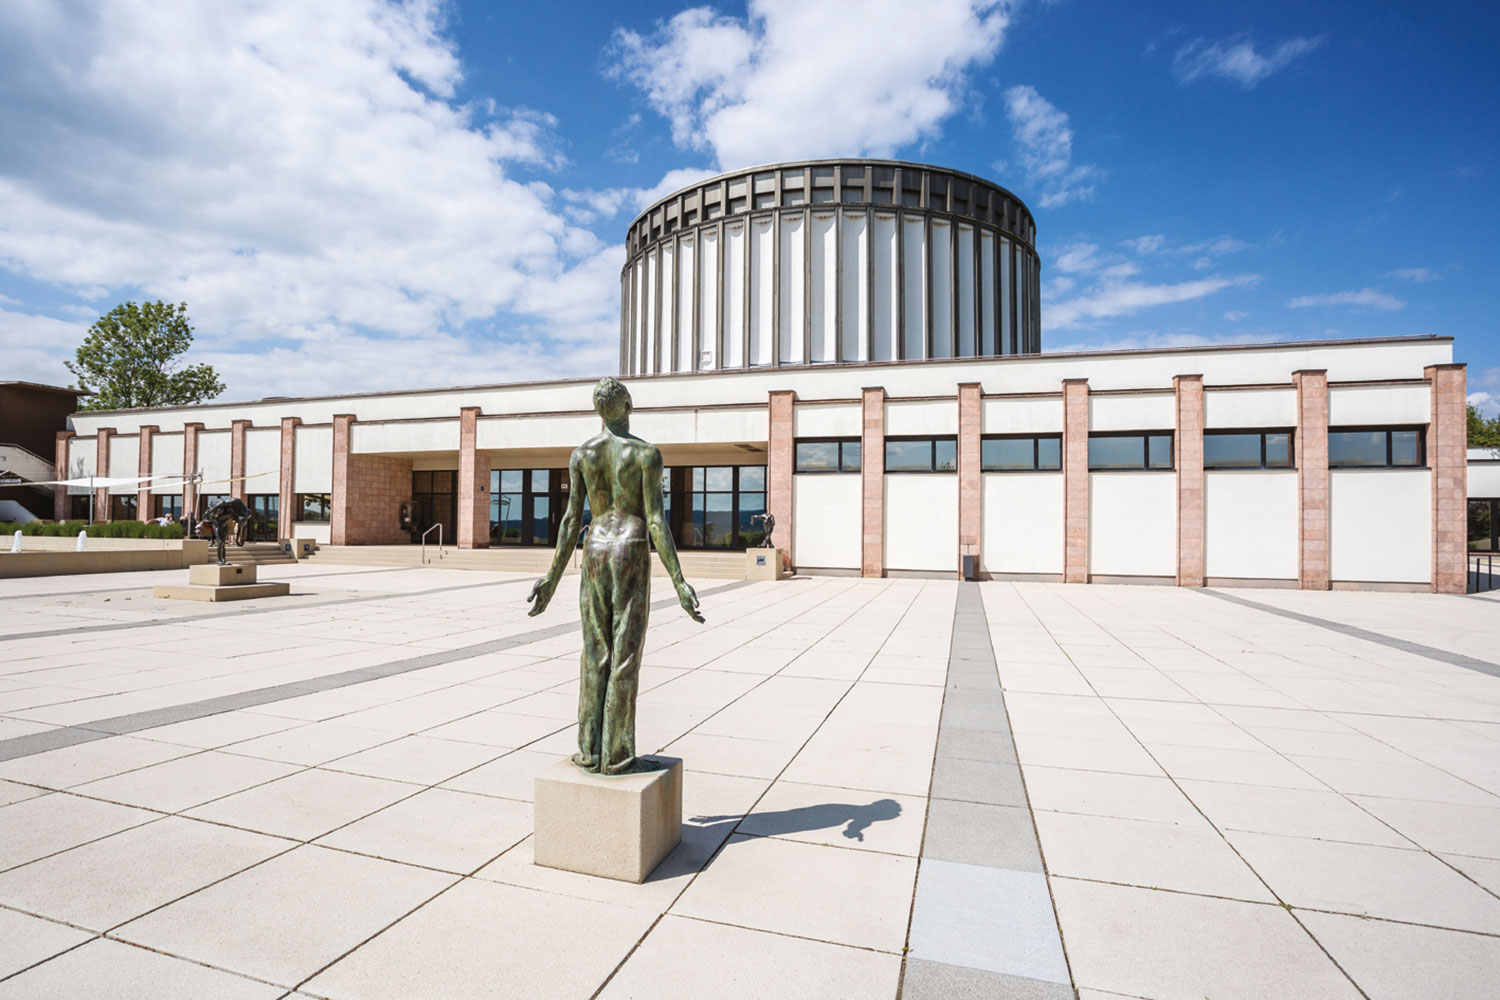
[76,530,87,552]
[8,530,19,554]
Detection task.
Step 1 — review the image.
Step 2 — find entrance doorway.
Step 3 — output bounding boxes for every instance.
[1471,499,1498,552]
[247,494,279,541]
[412,471,457,544]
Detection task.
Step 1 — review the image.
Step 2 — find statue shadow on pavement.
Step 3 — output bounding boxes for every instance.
[689,798,903,843]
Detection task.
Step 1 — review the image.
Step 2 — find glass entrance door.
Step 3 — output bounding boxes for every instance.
[412,472,457,545]
[1471,499,1498,552]
[247,494,279,541]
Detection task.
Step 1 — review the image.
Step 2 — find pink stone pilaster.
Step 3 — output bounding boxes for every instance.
[54,430,74,520]
[457,407,490,550]
[182,423,203,519]
[229,420,250,503]
[137,426,157,520]
[330,414,354,546]
[1062,379,1090,584]
[94,427,113,521]
[957,383,982,578]
[1426,364,1468,594]
[767,390,796,566]
[279,417,301,542]
[1294,370,1330,590]
[1174,376,1205,587]
[861,387,886,578]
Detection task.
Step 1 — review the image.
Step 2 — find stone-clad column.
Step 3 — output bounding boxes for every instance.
[457,407,490,550]
[137,425,157,520]
[95,427,113,522]
[1062,379,1089,583]
[1294,370,1330,590]
[331,414,355,546]
[861,386,886,578]
[1426,364,1468,594]
[957,383,982,578]
[182,423,203,519]
[279,417,301,542]
[1174,376,1205,587]
[54,430,74,520]
[767,390,796,566]
[230,419,251,503]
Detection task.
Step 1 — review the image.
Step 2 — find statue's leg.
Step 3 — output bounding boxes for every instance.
[574,546,610,771]
[600,541,651,775]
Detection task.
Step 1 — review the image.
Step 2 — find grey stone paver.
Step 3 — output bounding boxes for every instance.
[1,565,1500,997]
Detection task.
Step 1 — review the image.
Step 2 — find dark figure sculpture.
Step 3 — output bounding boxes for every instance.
[528,377,704,775]
[751,511,776,548]
[203,497,252,565]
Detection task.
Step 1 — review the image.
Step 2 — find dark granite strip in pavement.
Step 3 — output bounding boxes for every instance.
[1199,588,1500,679]
[901,583,1073,999]
[0,580,755,763]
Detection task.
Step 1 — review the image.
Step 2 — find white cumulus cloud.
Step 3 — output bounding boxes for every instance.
[1173,35,1323,89]
[1286,288,1406,311]
[1046,274,1259,329]
[1002,85,1099,208]
[608,0,1013,169]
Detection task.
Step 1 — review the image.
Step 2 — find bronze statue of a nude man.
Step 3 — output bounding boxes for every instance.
[527,377,704,775]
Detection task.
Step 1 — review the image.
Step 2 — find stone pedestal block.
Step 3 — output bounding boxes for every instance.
[745,548,791,580]
[190,563,258,586]
[533,756,682,883]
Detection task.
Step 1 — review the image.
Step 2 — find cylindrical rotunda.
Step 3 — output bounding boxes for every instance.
[620,159,1040,375]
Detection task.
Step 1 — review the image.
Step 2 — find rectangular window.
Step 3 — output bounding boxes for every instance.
[489,468,560,546]
[109,495,137,521]
[1328,427,1426,468]
[884,437,958,473]
[1203,430,1295,470]
[1088,432,1174,471]
[154,494,183,519]
[981,435,1062,472]
[682,465,764,548]
[795,438,862,473]
[1471,498,1498,552]
[297,493,332,522]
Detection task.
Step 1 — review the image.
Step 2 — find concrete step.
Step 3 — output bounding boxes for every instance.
[204,542,298,566]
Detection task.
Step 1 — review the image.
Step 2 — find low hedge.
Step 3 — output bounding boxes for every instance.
[0,520,185,539]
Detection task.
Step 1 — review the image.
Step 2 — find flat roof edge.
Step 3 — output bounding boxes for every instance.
[67,334,1455,419]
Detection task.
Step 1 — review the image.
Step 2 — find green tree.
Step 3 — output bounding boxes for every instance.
[1470,404,1500,448]
[67,301,224,410]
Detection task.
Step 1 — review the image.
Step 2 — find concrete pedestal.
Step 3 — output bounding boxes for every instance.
[745,547,792,580]
[533,756,682,883]
[154,562,290,602]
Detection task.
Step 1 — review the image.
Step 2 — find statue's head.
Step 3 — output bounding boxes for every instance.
[593,376,632,423]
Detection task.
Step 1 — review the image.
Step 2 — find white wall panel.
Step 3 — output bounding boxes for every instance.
[749,217,773,366]
[982,398,1062,434]
[350,420,458,455]
[198,430,231,485]
[979,230,996,355]
[1470,461,1500,497]
[870,213,897,362]
[839,211,867,363]
[66,438,95,492]
[1089,473,1176,576]
[1205,471,1297,579]
[1205,388,1296,428]
[477,414,598,450]
[677,237,696,372]
[660,242,676,372]
[778,215,804,365]
[1331,470,1430,583]
[956,225,975,357]
[999,237,1013,352]
[294,425,332,493]
[150,432,183,493]
[722,222,745,367]
[930,219,953,358]
[886,399,956,435]
[1329,384,1429,426]
[981,473,1063,574]
[645,248,658,373]
[902,216,926,359]
[693,407,770,443]
[243,427,280,485]
[291,522,331,543]
[1089,393,1175,431]
[885,475,957,571]
[698,228,719,369]
[810,212,837,362]
[794,404,861,438]
[108,435,139,493]
[793,474,861,569]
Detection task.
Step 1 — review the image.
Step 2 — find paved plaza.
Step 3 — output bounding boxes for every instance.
[0,564,1498,998]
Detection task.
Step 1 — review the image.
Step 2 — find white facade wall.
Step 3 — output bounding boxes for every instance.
[107,435,139,493]
[793,404,861,438]
[197,430,231,486]
[1205,472,1298,580]
[150,432,184,494]
[982,397,1061,433]
[981,473,1063,574]
[1329,384,1429,425]
[294,426,333,493]
[243,427,280,484]
[1090,473,1176,577]
[792,475,862,569]
[1089,393,1175,431]
[885,475,957,572]
[350,420,460,455]
[1205,388,1297,428]
[66,438,94,492]
[1471,460,1500,497]
[293,522,332,543]
[1331,470,1430,583]
[885,400,956,435]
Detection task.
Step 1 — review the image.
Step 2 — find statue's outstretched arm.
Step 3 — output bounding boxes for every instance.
[528,453,584,616]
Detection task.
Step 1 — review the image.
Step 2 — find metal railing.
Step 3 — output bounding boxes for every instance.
[1472,553,1496,594]
[421,523,444,565]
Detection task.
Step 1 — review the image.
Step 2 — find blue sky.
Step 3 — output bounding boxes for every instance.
[1,0,1496,410]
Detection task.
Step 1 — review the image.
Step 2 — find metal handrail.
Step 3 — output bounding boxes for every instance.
[1473,552,1495,593]
[421,523,443,565]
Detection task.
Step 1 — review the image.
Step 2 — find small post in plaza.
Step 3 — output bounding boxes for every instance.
[525,377,704,883]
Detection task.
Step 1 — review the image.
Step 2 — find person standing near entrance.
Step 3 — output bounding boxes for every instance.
[526,376,704,775]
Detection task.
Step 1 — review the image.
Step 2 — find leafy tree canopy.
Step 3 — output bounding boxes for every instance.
[67,301,224,410]
[1470,404,1500,449]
